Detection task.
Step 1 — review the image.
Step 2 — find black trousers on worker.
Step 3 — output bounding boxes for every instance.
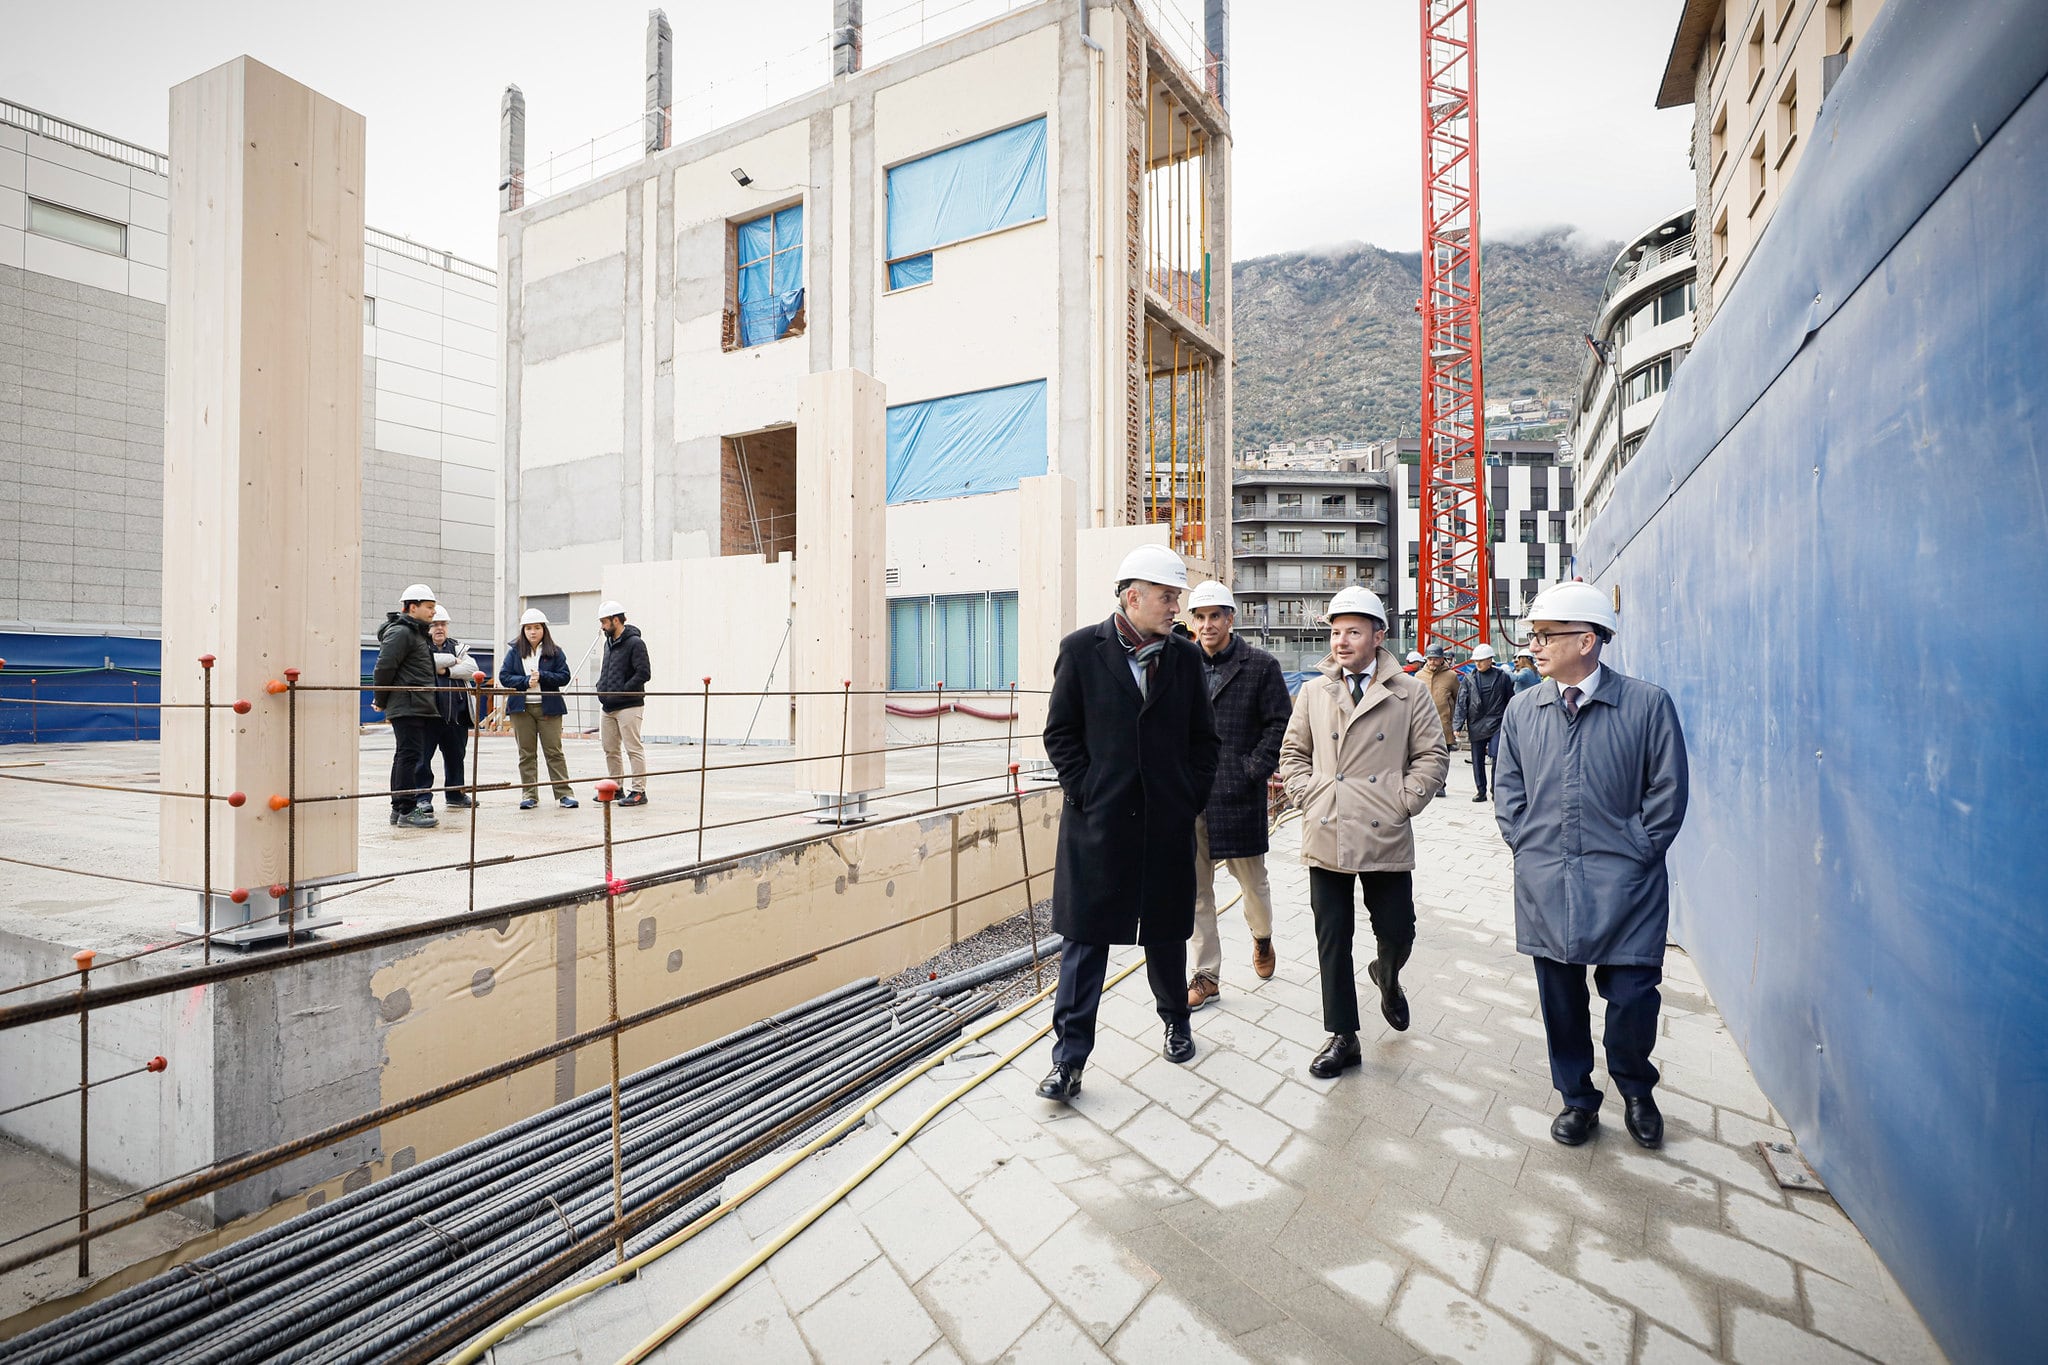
[1532,956,1662,1111]
[1308,867,1415,1033]
[412,720,470,803]
[388,716,436,815]
[1050,937,1189,1068]
[1470,732,1496,798]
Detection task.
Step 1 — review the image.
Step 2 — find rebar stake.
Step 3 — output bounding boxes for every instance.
[284,668,300,946]
[595,778,626,1264]
[932,681,945,808]
[697,677,711,862]
[200,655,215,966]
[74,947,94,1277]
[1010,764,1043,993]
[835,679,852,825]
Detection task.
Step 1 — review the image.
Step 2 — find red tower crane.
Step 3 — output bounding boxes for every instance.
[1416,0,1491,654]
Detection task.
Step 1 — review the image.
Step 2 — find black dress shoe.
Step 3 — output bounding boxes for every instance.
[1163,1020,1196,1064]
[1367,959,1411,1031]
[1470,792,1489,802]
[1624,1095,1663,1148]
[1308,1033,1362,1079]
[1551,1107,1599,1146]
[1036,1063,1082,1102]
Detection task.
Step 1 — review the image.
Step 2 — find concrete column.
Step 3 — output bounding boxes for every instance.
[832,0,865,77]
[159,57,365,905]
[1016,475,1077,769]
[793,370,887,809]
[1205,0,1229,109]
[501,84,525,211]
[645,10,673,154]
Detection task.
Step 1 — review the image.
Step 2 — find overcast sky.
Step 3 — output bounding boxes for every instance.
[2,0,1694,265]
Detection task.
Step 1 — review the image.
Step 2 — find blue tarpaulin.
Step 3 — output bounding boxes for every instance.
[885,118,1046,280]
[886,252,933,291]
[1575,2,2048,1360]
[886,380,1048,504]
[738,205,804,346]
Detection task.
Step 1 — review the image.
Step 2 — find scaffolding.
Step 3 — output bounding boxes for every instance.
[1142,76,1217,560]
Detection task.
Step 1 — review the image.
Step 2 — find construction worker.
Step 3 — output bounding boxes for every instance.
[1494,581,1690,1148]
[1036,544,1219,1102]
[1511,649,1543,693]
[1422,644,1460,750]
[596,600,651,807]
[1453,643,1516,802]
[1277,586,1448,1078]
[1402,649,1426,675]
[499,608,579,811]
[1184,581,1293,1009]
[371,584,443,829]
[421,606,478,811]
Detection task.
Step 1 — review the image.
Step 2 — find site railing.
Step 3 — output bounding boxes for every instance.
[0,98,169,177]
[0,655,1059,1302]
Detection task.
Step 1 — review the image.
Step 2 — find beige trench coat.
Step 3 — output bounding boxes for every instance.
[1423,661,1460,743]
[1277,646,1451,873]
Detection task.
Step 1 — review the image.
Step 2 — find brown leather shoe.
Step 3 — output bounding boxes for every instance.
[1187,974,1221,1010]
[1251,938,1276,979]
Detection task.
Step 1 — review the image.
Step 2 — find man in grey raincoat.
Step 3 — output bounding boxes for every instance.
[1493,581,1689,1149]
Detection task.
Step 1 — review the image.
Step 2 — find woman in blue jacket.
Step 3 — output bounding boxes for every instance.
[499,609,579,810]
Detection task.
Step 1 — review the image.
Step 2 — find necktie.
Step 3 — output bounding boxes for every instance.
[1349,673,1365,704]
[1562,685,1582,720]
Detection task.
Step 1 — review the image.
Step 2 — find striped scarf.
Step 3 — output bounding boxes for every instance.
[1113,611,1166,699]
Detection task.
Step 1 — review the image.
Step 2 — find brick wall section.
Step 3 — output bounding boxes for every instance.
[1124,27,1145,527]
[718,430,797,557]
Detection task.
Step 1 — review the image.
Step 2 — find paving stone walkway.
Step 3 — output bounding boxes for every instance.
[494,765,1946,1365]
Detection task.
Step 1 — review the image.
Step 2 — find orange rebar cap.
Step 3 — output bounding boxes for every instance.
[268,794,290,811]
[595,780,620,802]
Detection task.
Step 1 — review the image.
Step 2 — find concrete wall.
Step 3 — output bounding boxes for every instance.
[600,554,796,742]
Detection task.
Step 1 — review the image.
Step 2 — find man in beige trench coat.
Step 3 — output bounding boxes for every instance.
[1278,587,1450,1079]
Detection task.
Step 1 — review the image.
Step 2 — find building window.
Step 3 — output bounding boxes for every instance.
[1520,513,1539,544]
[1710,104,1729,181]
[885,380,1048,503]
[1748,135,1768,213]
[1531,477,1549,512]
[1827,0,1857,53]
[1323,531,1345,552]
[1777,74,1799,165]
[27,198,126,256]
[887,591,1019,691]
[1320,494,1346,514]
[1547,516,1566,544]
[1276,493,1302,513]
[735,205,804,347]
[1277,530,1300,552]
[1712,206,1730,280]
[1278,599,1306,625]
[1239,494,1257,513]
[1622,358,1675,405]
[1654,281,1695,326]
[1323,565,1348,588]
[1238,529,1255,549]
[1747,13,1767,99]
[1406,545,1420,577]
[1487,514,1505,543]
[886,117,1047,289]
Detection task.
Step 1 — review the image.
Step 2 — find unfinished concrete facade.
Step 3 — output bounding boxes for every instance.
[498,0,1232,685]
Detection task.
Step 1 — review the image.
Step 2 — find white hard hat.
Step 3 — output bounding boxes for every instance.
[597,600,626,620]
[1406,650,1425,663]
[401,583,437,604]
[519,608,550,627]
[431,605,450,623]
[1471,643,1496,660]
[1114,543,1188,590]
[1324,586,1388,627]
[1525,580,1619,635]
[1188,581,1235,612]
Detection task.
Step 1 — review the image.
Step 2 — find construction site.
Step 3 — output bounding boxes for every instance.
[1,0,2043,1362]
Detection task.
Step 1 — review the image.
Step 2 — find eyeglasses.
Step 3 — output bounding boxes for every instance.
[1525,630,1592,647]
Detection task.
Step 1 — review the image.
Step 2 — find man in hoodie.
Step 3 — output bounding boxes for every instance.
[596,600,652,807]
[1453,643,1517,802]
[1277,586,1449,1078]
[371,584,443,829]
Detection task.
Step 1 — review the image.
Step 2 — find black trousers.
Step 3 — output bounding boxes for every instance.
[1470,732,1496,797]
[1532,956,1662,1110]
[413,719,470,801]
[1050,937,1189,1068]
[1308,867,1415,1033]
[388,717,436,815]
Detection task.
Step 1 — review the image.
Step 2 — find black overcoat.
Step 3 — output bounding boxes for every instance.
[1045,617,1220,945]
[1198,638,1293,860]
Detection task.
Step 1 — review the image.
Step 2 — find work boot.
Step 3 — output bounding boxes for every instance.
[1470,791,1489,802]
[1163,1020,1196,1064]
[1368,942,1412,1032]
[558,795,580,809]
[445,794,473,809]
[618,790,648,808]
[398,808,438,829]
[519,797,539,811]
[1036,1063,1082,1102]
[389,807,402,826]
[1308,1032,1362,1079]
[1187,974,1220,1011]
[1251,938,1276,979]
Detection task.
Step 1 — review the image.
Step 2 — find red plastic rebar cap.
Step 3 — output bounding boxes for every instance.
[1009,763,1021,774]
[232,699,252,715]
[265,680,287,695]
[595,780,620,802]
[702,676,712,685]
[226,791,246,807]
[472,671,488,684]
[268,794,290,812]
[269,883,288,900]
[147,1056,168,1073]
[73,948,96,971]
[230,888,248,904]
[198,654,216,668]
[284,668,301,683]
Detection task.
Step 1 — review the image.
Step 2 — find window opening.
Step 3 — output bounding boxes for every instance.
[735,205,805,347]
[27,198,126,256]
[885,117,1047,289]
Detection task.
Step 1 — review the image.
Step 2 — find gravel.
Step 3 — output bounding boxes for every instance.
[887,900,1062,1006]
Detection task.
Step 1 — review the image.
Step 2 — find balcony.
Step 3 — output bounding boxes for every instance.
[1234,571,1391,595]
[1236,537,1389,559]
[1236,504,1390,525]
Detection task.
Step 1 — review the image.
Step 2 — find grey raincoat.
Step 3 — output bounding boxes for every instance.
[1492,668,1690,966]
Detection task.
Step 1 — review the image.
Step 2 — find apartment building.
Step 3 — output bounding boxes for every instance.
[1227,468,1394,672]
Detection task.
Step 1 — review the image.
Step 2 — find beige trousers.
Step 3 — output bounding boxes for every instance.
[510,711,573,801]
[1190,813,1275,982]
[601,707,647,792]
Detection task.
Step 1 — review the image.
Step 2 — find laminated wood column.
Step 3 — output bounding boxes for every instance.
[159,58,365,892]
[792,370,887,804]
[1016,474,1077,768]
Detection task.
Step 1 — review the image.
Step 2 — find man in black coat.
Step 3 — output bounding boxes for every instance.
[1036,544,1220,1102]
[1453,643,1517,801]
[371,584,443,829]
[1184,580,1294,1009]
[596,600,653,807]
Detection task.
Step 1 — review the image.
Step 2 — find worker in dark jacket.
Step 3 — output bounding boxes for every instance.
[417,606,479,813]
[372,584,443,829]
[1184,580,1293,1008]
[1494,581,1689,1150]
[1453,643,1517,802]
[595,599,652,807]
[499,609,579,811]
[1036,544,1220,1102]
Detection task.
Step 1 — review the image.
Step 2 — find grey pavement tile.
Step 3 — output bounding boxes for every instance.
[1584,1140,1723,1220]
[1230,1314,1358,1365]
[1659,1060,1773,1121]
[1438,1164,1574,1266]
[857,1168,982,1284]
[1787,1191,1858,1235]
[1271,1204,1410,1314]
[1480,1244,1634,1365]
[1192,1008,1282,1059]
[1041,1111,1129,1163]
[1105,1150,1195,1207]
[797,1257,943,1365]
[1342,1114,1462,1205]
[915,1340,968,1365]
[1106,1287,1257,1364]
[767,1203,884,1312]
[978,1109,1072,1162]
[1656,1132,1785,1204]
[734,1144,862,1240]
[1063,1172,1170,1236]
[846,1147,930,1214]
[1395,1063,1497,1124]
[1031,1150,1096,1185]
[1128,1054,1223,1118]
[998,1306,1114,1363]
[1191,1090,1295,1164]
[1269,1134,1387,1212]
[1722,1192,1885,1297]
[1157,1199,1319,1299]
[671,1273,814,1363]
[1195,1047,1288,1105]
[1799,1266,1944,1365]
[1262,1080,1369,1149]
[1729,1304,1873,1365]
[1432,1015,1525,1063]
[1068,1072,1151,1133]
[1714,1108,1795,1149]
[1652,1215,1796,1306]
[914,1229,1050,1364]
[1449,1053,1557,1111]
[1025,1211,1160,1343]
[1387,1271,1539,1365]
[916,1110,1019,1193]
[1118,1104,1221,1183]
[961,1154,1078,1258]
[1117,1225,1289,1336]
[1360,1181,1496,1293]
[1569,1226,1718,1351]
[1638,1323,1718,1365]
[1414,1107,1531,1189]
[1270,1280,1425,1364]
[1254,1003,1332,1049]
[1080,1027,1157,1081]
